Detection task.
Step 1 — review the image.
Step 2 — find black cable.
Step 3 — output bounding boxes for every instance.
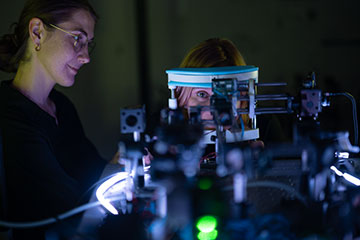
[329,92,358,146]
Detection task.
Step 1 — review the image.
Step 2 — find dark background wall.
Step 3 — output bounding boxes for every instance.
[1,0,359,160]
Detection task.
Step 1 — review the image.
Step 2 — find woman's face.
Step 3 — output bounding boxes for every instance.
[182,87,248,129]
[185,88,213,120]
[38,9,95,87]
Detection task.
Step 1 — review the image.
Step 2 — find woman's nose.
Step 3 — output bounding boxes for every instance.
[201,110,213,120]
[78,49,90,64]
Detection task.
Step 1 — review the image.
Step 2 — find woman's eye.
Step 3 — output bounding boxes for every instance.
[196,91,209,98]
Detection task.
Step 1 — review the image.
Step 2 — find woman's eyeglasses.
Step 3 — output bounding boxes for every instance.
[48,23,96,55]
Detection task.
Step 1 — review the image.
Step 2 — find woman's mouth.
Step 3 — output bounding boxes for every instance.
[68,65,79,74]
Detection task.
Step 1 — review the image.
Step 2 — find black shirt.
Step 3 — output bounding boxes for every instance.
[0,80,106,238]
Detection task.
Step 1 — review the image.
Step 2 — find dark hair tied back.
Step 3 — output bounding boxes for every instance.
[0,24,21,72]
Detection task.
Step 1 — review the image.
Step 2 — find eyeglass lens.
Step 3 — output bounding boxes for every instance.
[74,34,95,54]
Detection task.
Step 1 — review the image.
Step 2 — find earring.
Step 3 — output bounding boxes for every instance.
[35,44,41,51]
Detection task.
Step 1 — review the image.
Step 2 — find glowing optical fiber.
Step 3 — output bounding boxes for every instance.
[330,166,360,186]
[330,166,343,176]
[343,173,360,186]
[96,172,129,215]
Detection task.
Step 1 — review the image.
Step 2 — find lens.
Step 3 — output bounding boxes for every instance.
[126,115,138,127]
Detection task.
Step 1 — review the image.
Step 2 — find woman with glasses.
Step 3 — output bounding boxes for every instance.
[0,0,107,238]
